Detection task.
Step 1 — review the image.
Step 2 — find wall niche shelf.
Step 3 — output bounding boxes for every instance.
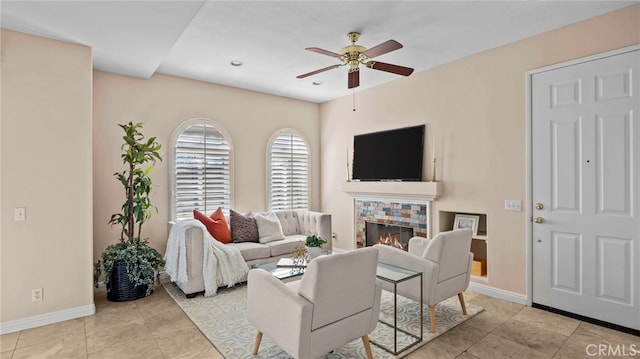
[439,211,488,277]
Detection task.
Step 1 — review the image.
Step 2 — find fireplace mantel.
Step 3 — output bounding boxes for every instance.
[341,181,442,200]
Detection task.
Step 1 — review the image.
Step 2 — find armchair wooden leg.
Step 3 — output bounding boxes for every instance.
[458,293,468,315]
[253,331,263,355]
[361,335,373,359]
[429,305,437,333]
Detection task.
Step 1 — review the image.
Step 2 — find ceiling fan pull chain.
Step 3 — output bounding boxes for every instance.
[352,88,356,112]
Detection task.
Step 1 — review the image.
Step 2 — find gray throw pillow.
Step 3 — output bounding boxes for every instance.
[230,209,260,243]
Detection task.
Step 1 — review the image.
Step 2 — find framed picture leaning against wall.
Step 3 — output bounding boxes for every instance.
[453,214,479,236]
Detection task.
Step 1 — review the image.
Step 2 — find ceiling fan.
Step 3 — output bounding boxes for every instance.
[297,32,414,89]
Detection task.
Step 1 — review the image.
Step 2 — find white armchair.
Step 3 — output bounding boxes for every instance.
[374,228,473,333]
[247,247,383,359]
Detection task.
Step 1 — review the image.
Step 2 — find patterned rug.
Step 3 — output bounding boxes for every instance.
[164,282,482,358]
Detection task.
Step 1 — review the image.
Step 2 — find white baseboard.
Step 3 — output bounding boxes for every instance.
[0,304,96,335]
[468,281,527,305]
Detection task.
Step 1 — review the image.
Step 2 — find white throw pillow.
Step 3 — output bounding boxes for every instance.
[255,212,286,243]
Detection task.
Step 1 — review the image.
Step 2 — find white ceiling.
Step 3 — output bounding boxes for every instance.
[2,1,637,103]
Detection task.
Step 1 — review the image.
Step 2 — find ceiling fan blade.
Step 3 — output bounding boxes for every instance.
[296,64,342,79]
[366,61,414,76]
[305,47,342,58]
[362,40,403,58]
[348,69,360,89]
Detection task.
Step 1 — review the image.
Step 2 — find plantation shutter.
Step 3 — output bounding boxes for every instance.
[270,132,309,210]
[174,124,230,220]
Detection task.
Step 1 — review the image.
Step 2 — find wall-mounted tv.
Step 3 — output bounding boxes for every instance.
[352,125,425,181]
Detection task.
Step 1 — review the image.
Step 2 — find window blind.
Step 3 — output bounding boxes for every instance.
[174,124,230,220]
[270,133,309,210]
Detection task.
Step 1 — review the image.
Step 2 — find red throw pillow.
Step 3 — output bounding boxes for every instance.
[193,208,232,244]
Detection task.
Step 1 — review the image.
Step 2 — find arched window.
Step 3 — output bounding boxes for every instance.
[170,119,232,220]
[268,129,309,210]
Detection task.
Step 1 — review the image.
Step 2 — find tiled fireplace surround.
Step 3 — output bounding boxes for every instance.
[355,199,428,248]
[342,181,441,249]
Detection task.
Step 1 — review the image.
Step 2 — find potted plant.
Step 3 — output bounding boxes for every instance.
[94,122,165,301]
[305,234,327,259]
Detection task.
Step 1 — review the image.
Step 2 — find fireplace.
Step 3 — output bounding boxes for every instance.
[365,222,414,251]
[342,183,439,249]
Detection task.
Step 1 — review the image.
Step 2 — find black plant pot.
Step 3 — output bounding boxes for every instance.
[107,260,152,302]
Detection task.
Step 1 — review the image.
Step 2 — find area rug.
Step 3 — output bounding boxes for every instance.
[163,282,482,358]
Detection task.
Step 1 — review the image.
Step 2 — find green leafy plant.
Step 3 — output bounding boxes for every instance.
[94,240,165,294]
[305,234,327,247]
[94,122,165,296]
[109,122,163,241]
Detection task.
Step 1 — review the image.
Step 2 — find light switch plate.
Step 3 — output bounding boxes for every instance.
[504,200,522,211]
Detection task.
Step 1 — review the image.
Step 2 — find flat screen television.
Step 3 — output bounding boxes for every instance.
[352,125,425,181]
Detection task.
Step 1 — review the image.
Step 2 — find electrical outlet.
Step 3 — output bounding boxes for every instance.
[32,288,43,302]
[504,200,522,211]
[14,207,26,221]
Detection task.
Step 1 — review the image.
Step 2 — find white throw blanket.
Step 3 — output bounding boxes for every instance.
[165,219,249,297]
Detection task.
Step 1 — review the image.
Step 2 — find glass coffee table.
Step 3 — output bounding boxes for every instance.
[252,260,306,281]
[253,251,332,280]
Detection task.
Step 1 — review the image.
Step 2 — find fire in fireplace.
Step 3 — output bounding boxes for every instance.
[365,222,414,251]
[378,232,405,250]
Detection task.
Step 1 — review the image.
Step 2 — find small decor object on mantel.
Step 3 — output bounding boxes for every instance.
[346,147,351,182]
[305,234,327,260]
[431,134,437,182]
[431,157,437,182]
[94,122,165,302]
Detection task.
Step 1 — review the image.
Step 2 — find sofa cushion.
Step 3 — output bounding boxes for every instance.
[193,208,232,244]
[297,210,317,236]
[266,235,306,257]
[227,242,271,261]
[255,212,286,243]
[274,211,300,236]
[230,209,259,243]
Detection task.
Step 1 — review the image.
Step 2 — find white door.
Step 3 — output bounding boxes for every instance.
[532,49,640,330]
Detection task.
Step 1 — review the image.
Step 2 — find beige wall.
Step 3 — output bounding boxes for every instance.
[92,72,320,261]
[1,30,94,323]
[320,5,640,295]
[1,4,638,330]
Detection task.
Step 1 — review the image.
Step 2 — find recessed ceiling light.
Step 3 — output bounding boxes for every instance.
[230,60,243,67]
[312,81,323,85]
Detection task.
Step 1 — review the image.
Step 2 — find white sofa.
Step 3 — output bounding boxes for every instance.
[170,209,331,297]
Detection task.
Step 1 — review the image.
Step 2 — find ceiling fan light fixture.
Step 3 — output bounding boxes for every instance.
[230,60,243,67]
[297,32,413,89]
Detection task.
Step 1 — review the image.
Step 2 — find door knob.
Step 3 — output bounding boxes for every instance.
[535,203,544,210]
[534,217,544,224]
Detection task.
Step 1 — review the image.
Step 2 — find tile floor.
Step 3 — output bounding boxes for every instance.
[1,286,638,358]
